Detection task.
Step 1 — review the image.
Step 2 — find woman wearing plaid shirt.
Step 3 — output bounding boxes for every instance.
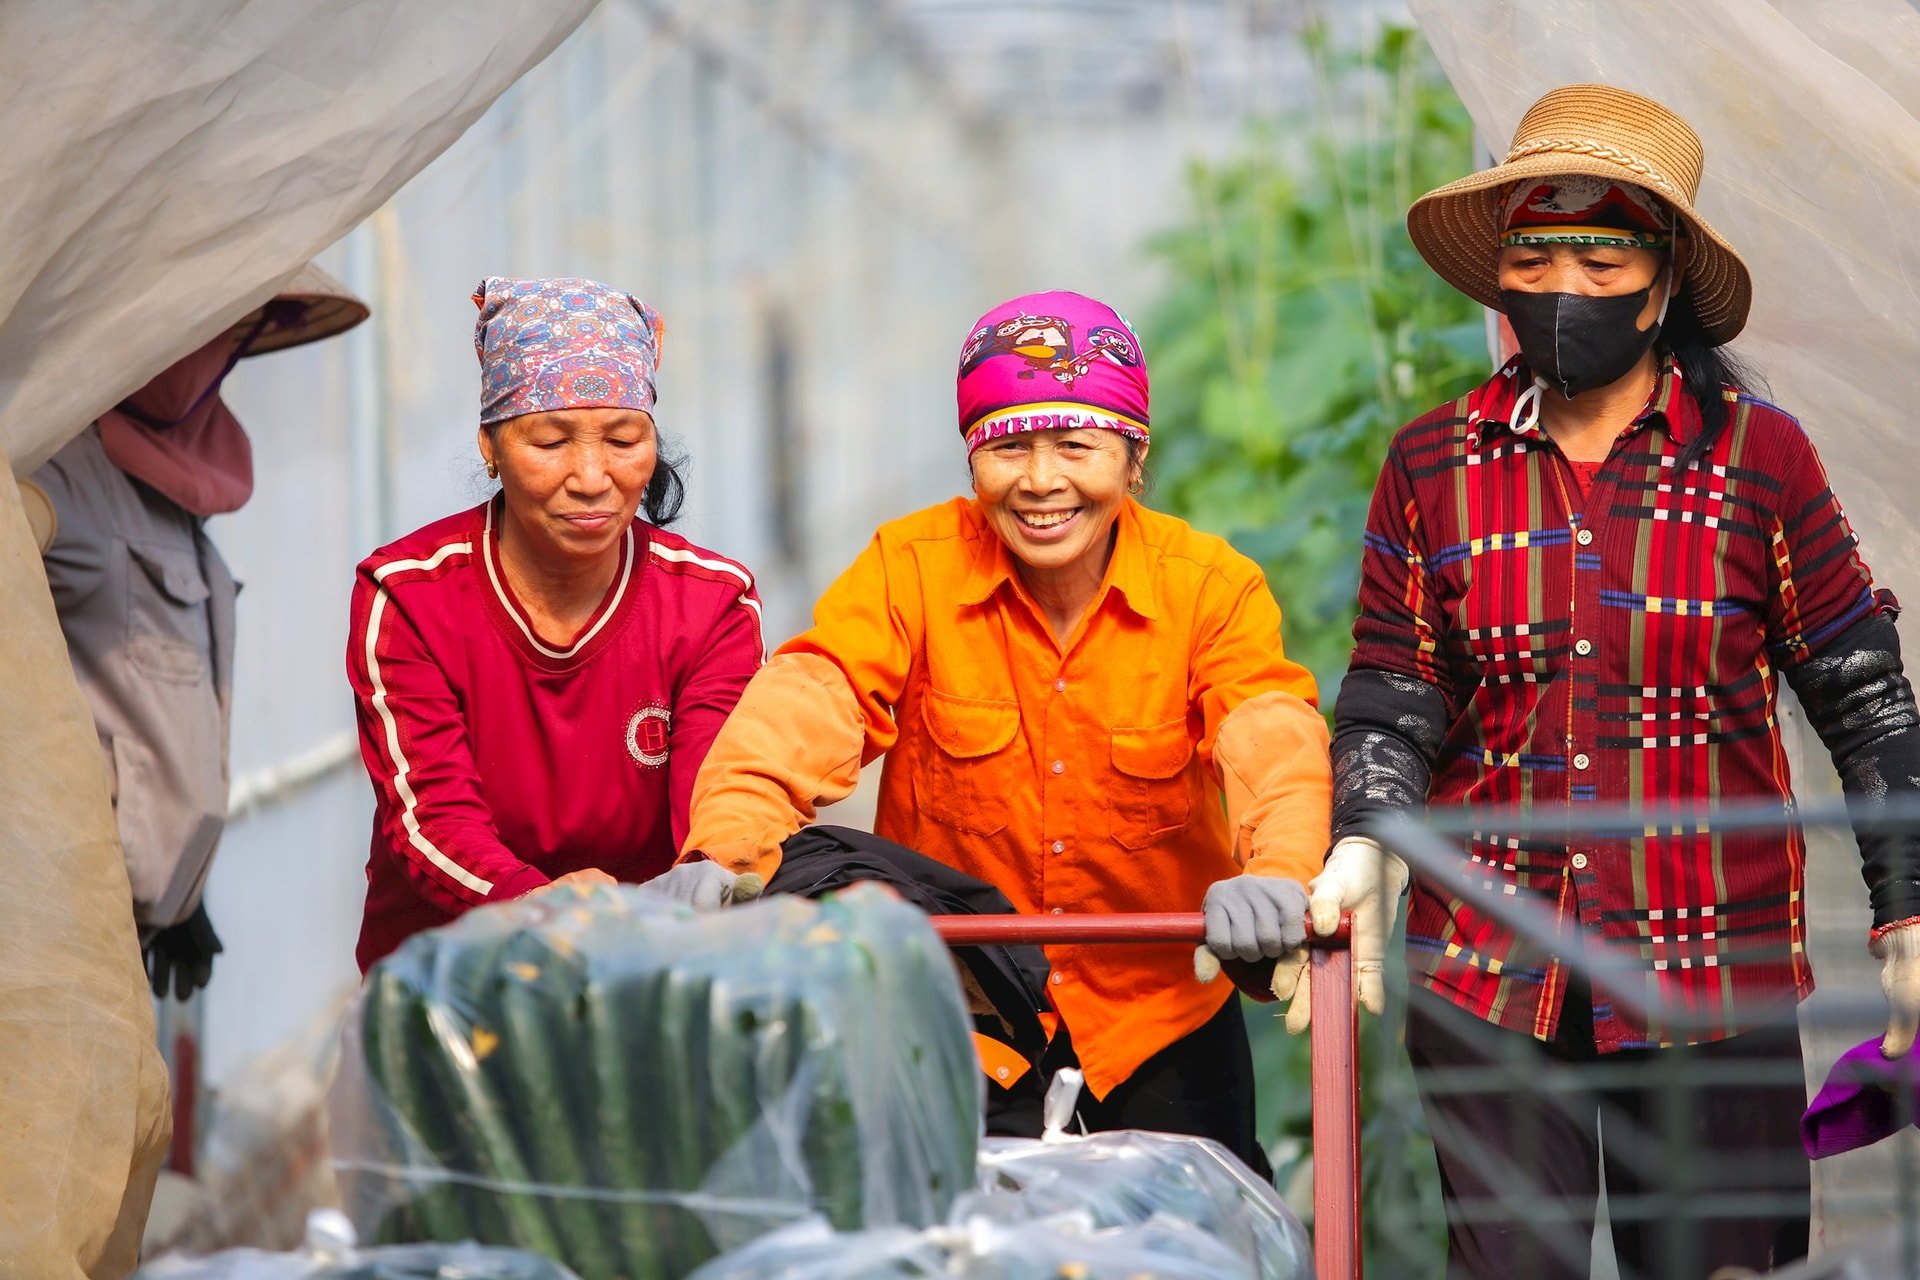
[1320,86,1920,1277]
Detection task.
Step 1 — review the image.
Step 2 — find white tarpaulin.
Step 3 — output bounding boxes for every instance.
[0,0,599,475]
[0,3,594,1275]
[1407,0,1920,1257]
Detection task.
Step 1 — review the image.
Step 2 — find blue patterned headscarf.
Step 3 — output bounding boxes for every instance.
[472,276,664,426]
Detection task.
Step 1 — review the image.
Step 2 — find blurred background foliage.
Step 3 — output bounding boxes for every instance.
[1140,20,1486,697]
[1138,20,1484,1276]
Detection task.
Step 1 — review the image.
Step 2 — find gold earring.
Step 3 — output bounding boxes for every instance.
[486,459,499,479]
[1128,479,1144,495]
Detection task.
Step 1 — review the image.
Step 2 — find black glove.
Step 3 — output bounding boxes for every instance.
[145,902,224,1001]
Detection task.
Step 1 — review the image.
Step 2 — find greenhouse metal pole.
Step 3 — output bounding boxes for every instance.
[929,912,1363,1280]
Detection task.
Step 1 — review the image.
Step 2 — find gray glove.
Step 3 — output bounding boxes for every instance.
[648,859,761,911]
[1202,874,1310,963]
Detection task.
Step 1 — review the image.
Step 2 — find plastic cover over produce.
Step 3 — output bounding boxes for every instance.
[966,1131,1312,1278]
[682,1213,1253,1280]
[331,883,983,1280]
[684,1069,1312,1280]
[137,1248,578,1280]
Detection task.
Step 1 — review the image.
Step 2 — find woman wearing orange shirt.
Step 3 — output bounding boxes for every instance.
[667,291,1331,1169]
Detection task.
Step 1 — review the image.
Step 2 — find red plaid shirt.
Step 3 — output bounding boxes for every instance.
[1345,357,1894,1050]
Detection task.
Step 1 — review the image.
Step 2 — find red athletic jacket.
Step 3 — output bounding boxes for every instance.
[347,499,762,970]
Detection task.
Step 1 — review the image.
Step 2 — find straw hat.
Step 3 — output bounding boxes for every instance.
[229,261,370,356]
[1408,84,1752,344]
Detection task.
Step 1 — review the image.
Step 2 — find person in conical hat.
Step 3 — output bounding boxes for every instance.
[29,263,370,1004]
[1329,83,1920,1276]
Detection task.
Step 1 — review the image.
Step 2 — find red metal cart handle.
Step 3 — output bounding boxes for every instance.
[926,911,1352,948]
[927,911,1363,1280]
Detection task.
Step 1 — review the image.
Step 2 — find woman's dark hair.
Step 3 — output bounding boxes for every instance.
[642,443,688,527]
[1658,279,1767,474]
[482,423,688,527]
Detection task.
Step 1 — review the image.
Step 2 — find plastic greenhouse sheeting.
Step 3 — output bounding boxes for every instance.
[331,883,982,1280]
[0,0,597,475]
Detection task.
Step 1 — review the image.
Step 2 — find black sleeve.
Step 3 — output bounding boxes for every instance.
[1783,609,1920,930]
[1330,668,1450,842]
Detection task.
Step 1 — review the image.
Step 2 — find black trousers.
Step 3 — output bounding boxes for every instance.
[985,995,1274,1182]
[1405,981,1810,1280]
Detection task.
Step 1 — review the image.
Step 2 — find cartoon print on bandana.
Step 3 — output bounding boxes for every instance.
[1499,177,1672,249]
[960,313,1140,387]
[625,701,672,769]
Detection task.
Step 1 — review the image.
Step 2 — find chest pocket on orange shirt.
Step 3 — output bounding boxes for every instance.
[920,688,1020,838]
[1109,718,1194,850]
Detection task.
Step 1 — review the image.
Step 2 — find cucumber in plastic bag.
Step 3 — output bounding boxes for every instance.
[334,883,982,1280]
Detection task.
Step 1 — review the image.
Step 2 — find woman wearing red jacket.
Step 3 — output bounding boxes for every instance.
[347,277,763,970]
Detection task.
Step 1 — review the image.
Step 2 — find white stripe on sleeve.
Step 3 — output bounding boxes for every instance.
[365,541,494,896]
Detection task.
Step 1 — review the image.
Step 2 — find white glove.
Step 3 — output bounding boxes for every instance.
[1265,836,1410,1034]
[1876,923,1920,1058]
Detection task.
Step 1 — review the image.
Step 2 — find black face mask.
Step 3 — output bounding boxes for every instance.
[1500,287,1661,398]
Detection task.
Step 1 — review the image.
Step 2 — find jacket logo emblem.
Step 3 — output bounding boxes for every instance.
[626,703,671,769]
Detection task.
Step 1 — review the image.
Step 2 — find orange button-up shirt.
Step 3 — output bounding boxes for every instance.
[726,497,1326,1096]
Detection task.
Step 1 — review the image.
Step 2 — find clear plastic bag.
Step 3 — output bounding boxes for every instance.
[681,1212,1252,1280]
[330,883,982,1280]
[963,1133,1310,1279]
[134,1209,583,1278]
[135,1243,582,1280]
[957,1069,1312,1279]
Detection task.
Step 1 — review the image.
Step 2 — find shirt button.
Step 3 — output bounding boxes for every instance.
[1051,841,1065,854]
[1575,639,1593,656]
[1050,972,1064,986]
[1050,906,1064,915]
[1571,852,1590,870]
[995,1066,1010,1080]
[1576,528,1594,546]
[1054,678,1068,692]
[1573,753,1591,771]
[1051,760,1065,775]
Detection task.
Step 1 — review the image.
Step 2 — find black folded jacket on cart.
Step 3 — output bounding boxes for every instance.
[768,825,1053,1074]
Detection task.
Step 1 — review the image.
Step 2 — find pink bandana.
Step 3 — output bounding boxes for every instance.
[472,277,664,427]
[957,291,1148,454]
